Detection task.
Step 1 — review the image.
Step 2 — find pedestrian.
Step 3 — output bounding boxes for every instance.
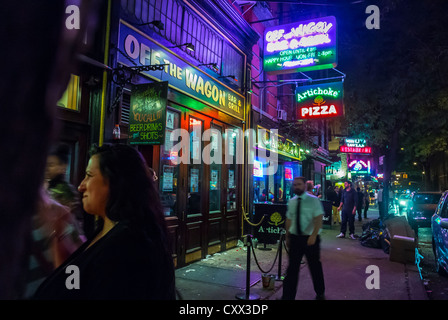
[363,189,370,219]
[45,144,83,233]
[334,186,341,223]
[336,181,358,239]
[356,187,364,222]
[378,186,384,220]
[34,144,175,299]
[282,177,325,300]
[306,180,314,195]
[325,181,340,225]
[21,183,83,299]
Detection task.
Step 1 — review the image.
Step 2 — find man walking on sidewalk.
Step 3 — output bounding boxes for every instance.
[282,177,325,300]
[337,181,358,240]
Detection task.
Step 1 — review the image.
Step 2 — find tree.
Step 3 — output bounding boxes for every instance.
[338,0,448,201]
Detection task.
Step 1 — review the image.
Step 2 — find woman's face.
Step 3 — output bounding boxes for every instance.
[78,155,110,217]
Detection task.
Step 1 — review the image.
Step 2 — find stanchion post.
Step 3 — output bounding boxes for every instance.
[235,234,260,300]
[276,230,284,281]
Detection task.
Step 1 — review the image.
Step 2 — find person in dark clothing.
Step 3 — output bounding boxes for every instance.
[356,187,365,222]
[325,182,340,225]
[336,181,358,239]
[282,177,325,300]
[34,144,175,300]
[45,144,83,234]
[363,190,370,219]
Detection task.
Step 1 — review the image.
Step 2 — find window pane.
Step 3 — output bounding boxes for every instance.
[209,125,221,212]
[159,108,180,216]
[226,128,238,211]
[57,74,80,112]
[187,117,203,215]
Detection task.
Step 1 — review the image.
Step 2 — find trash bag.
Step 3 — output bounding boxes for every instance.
[380,228,391,254]
[360,229,382,249]
[362,219,382,231]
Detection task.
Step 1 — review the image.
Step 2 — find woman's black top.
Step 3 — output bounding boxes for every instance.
[34,222,175,300]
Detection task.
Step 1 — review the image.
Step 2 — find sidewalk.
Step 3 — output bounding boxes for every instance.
[175,208,428,300]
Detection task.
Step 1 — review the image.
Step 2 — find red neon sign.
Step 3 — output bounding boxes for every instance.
[339,146,371,154]
[298,104,341,119]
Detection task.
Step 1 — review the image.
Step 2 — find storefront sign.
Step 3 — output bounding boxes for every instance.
[257,126,302,160]
[348,160,371,174]
[263,16,337,74]
[129,81,168,145]
[345,138,366,148]
[118,21,245,120]
[339,146,372,154]
[295,82,343,120]
[254,204,287,244]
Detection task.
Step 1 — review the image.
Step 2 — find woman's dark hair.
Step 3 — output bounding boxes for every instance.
[89,144,168,242]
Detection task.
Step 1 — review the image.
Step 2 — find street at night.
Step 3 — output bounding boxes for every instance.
[2,0,448,314]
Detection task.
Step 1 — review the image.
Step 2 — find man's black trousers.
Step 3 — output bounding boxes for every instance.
[340,210,355,235]
[282,235,325,300]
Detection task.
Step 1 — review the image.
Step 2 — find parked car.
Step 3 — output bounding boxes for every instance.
[406,191,443,231]
[398,194,411,212]
[431,191,448,275]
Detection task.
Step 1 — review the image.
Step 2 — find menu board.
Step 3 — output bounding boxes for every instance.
[129,81,168,145]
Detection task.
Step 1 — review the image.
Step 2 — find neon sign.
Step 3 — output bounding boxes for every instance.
[348,160,371,174]
[264,16,337,74]
[296,82,343,120]
[345,138,366,148]
[285,167,293,180]
[339,146,371,154]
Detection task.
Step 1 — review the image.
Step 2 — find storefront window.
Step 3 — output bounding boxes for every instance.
[57,74,80,111]
[187,117,203,215]
[160,108,180,216]
[209,124,221,212]
[226,128,238,212]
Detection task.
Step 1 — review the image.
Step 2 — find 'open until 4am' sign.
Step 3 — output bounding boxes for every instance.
[263,16,337,74]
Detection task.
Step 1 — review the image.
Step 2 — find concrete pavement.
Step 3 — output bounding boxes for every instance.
[175,208,428,300]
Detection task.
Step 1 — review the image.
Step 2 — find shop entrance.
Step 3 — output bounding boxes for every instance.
[159,105,241,267]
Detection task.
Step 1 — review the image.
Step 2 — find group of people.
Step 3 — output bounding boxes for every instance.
[326,181,371,239]
[21,143,175,300]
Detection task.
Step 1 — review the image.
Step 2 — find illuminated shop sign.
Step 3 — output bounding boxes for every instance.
[339,146,372,154]
[296,82,343,120]
[285,167,293,180]
[257,126,303,160]
[117,21,244,120]
[345,138,366,148]
[263,16,337,74]
[254,160,264,178]
[348,160,371,174]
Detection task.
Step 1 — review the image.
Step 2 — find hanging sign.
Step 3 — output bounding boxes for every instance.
[296,82,343,120]
[263,16,337,74]
[339,146,372,154]
[129,81,168,145]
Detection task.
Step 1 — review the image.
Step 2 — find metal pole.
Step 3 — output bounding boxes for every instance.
[276,232,284,281]
[235,235,260,300]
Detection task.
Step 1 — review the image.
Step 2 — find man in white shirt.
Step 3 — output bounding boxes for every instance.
[282,177,326,300]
